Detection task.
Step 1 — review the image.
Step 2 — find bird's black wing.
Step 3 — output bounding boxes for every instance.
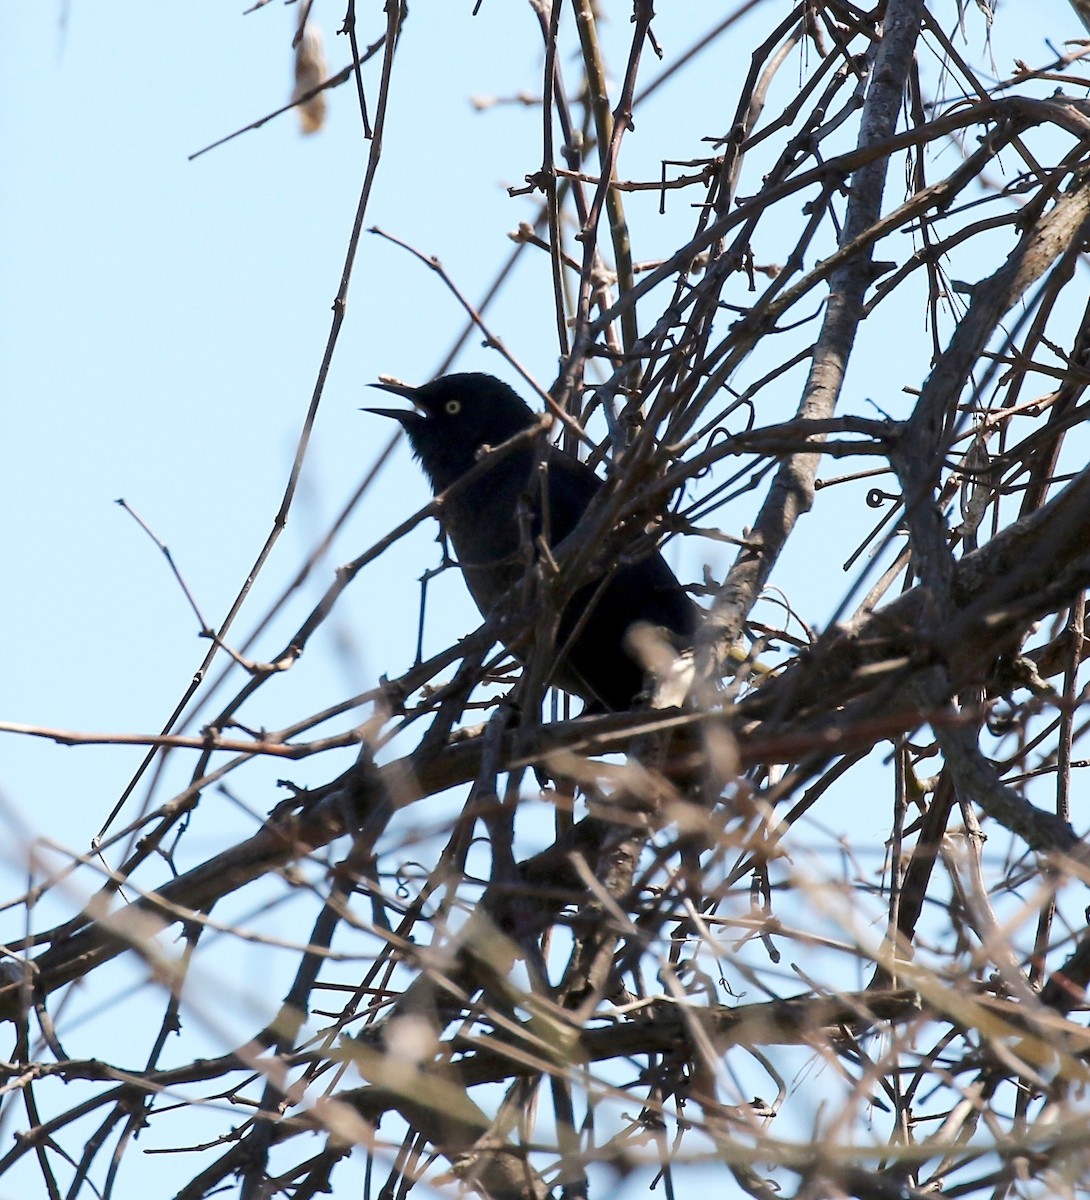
[536,443,696,710]
[542,442,694,634]
[538,444,606,545]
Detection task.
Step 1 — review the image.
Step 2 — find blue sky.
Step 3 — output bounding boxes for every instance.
[2,1,1088,1195]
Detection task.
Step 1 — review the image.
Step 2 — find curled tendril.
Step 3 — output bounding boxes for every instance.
[694,417,751,481]
[395,860,428,899]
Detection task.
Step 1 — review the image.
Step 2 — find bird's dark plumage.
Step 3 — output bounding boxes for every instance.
[367,372,696,711]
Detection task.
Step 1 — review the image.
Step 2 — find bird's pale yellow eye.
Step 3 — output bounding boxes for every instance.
[445,399,461,415]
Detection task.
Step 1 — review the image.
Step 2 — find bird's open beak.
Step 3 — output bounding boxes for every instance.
[362,380,426,425]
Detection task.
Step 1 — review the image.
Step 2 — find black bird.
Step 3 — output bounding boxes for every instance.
[366,372,696,711]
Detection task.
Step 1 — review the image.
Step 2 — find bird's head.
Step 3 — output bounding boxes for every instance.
[366,372,539,492]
